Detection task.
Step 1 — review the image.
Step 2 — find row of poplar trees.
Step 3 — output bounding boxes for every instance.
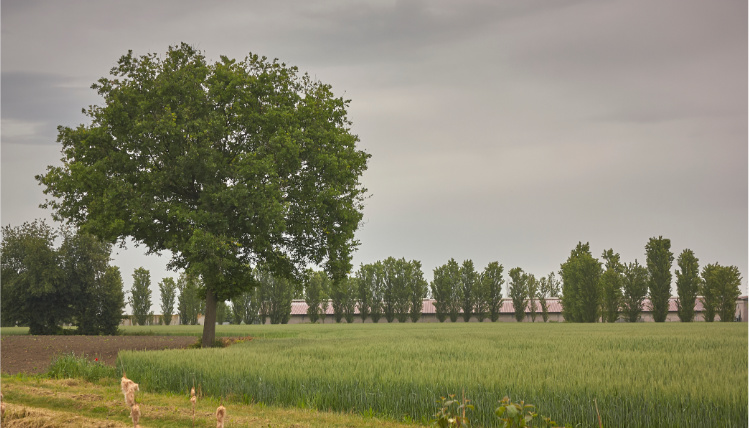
[153,236,745,326]
[149,269,295,326]
[561,236,742,323]
[305,258,562,323]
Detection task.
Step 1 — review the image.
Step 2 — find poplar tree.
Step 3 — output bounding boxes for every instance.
[231,289,260,325]
[381,257,412,322]
[508,267,528,322]
[177,271,203,325]
[675,249,700,322]
[560,242,602,322]
[355,264,374,322]
[526,273,538,322]
[341,277,358,323]
[702,263,742,322]
[159,277,177,326]
[645,236,674,322]
[215,301,229,324]
[406,260,428,322]
[368,262,384,323]
[621,260,649,322]
[600,249,623,323]
[538,272,560,322]
[431,259,461,322]
[430,262,453,322]
[331,276,348,323]
[481,262,504,322]
[459,260,478,322]
[257,270,294,324]
[96,266,126,334]
[129,268,152,326]
[305,270,329,323]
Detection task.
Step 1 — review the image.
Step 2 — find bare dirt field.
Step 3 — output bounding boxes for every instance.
[0,335,198,375]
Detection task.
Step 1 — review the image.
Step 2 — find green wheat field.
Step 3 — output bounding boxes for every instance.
[115,322,747,427]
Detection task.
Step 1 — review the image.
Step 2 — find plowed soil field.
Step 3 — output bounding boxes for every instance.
[0,335,198,375]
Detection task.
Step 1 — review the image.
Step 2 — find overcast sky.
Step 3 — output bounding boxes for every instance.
[2,0,747,313]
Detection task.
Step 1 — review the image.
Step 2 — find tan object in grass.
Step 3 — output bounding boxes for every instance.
[125,389,136,408]
[130,403,141,427]
[121,374,139,407]
[191,386,197,427]
[216,404,226,428]
[1,392,5,417]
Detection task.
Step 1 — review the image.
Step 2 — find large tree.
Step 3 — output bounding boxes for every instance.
[621,260,649,322]
[645,236,674,322]
[2,220,124,334]
[675,249,700,322]
[59,227,125,334]
[1,221,65,334]
[37,44,370,346]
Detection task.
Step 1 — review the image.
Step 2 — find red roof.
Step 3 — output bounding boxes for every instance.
[289,297,706,315]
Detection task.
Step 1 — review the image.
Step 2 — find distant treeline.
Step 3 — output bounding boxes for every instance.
[3,221,743,334]
[172,236,741,325]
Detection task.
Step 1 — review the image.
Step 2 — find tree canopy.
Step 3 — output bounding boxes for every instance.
[675,249,700,322]
[1,220,124,334]
[37,43,370,345]
[645,236,674,322]
[560,242,602,323]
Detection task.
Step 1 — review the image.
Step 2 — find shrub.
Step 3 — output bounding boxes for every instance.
[47,353,116,382]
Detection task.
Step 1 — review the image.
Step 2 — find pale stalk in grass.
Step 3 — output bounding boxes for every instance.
[130,403,140,427]
[216,401,227,428]
[190,386,197,428]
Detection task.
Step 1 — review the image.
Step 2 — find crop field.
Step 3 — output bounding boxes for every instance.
[116,323,746,427]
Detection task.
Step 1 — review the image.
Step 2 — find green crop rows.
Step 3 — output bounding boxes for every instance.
[116,323,747,427]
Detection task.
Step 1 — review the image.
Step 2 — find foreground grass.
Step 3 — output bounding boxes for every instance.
[117,322,747,427]
[0,374,424,427]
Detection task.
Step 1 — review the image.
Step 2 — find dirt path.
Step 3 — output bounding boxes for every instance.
[0,335,198,375]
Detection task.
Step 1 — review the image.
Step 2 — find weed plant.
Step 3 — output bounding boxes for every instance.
[47,353,117,382]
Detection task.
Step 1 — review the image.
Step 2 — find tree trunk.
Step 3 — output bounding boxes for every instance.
[202,288,217,348]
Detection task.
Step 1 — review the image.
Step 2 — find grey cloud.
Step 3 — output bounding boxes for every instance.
[1,72,97,144]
